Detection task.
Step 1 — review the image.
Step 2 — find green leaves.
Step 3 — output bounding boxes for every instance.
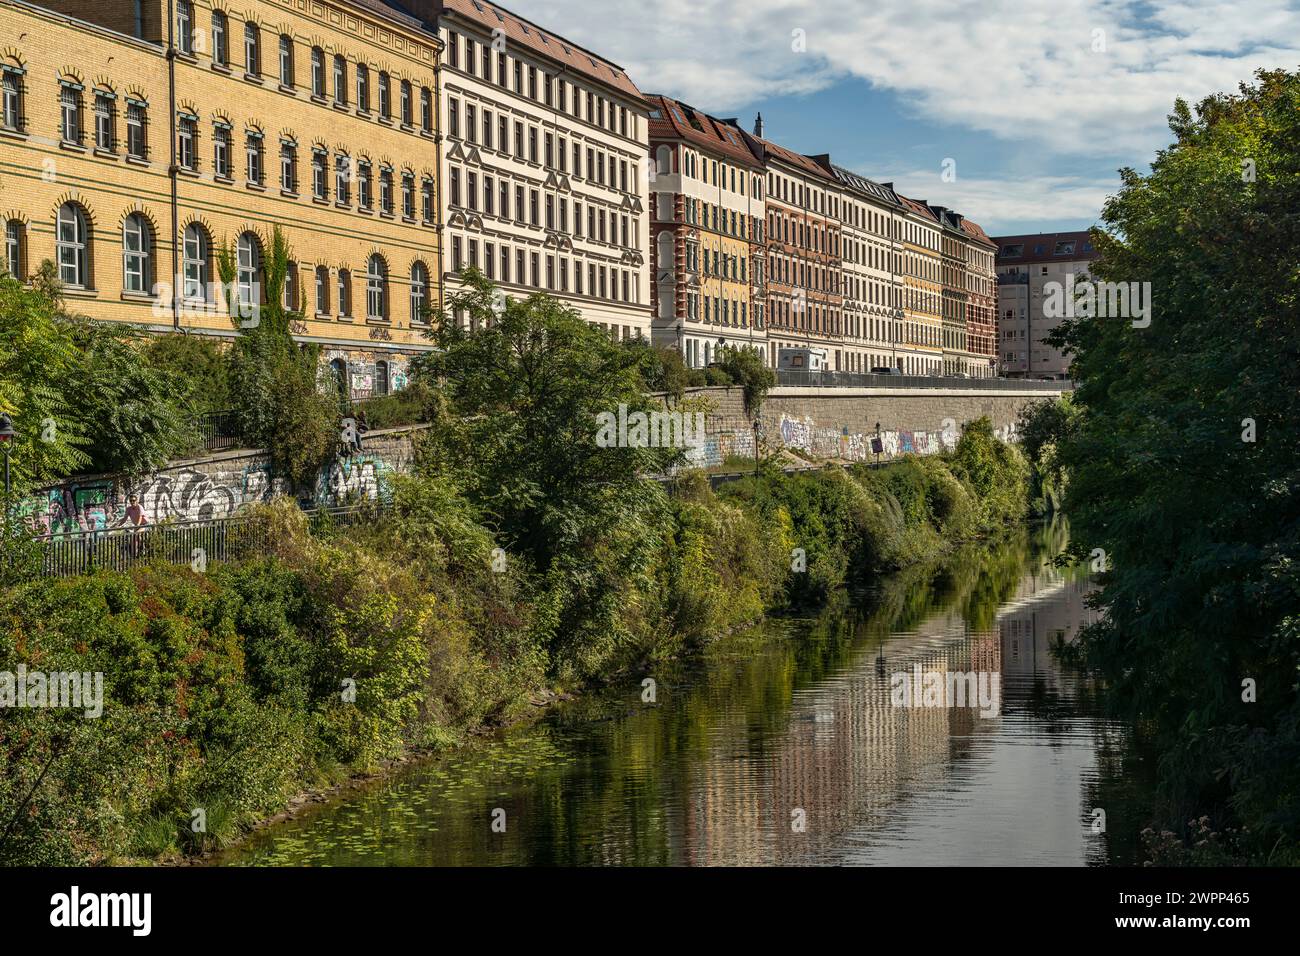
[1052,68,1300,856]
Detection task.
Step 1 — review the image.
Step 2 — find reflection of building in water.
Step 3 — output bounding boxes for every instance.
[1000,576,1098,694]
[681,567,1093,865]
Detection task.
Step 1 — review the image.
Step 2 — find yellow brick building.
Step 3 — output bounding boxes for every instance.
[0,0,442,397]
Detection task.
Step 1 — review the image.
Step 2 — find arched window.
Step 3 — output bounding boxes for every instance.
[278,34,294,87]
[122,213,152,293]
[655,144,671,177]
[333,55,347,104]
[399,79,412,125]
[409,261,428,323]
[374,359,389,397]
[329,358,348,400]
[211,11,229,66]
[236,231,261,308]
[4,220,24,280]
[55,202,89,288]
[366,254,387,320]
[182,223,209,301]
[356,63,369,111]
[314,265,329,315]
[420,86,432,133]
[2,62,24,133]
[243,21,260,76]
[310,47,325,97]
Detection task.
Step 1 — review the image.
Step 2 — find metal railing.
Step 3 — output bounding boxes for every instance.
[193,409,243,452]
[774,369,1072,390]
[36,504,383,578]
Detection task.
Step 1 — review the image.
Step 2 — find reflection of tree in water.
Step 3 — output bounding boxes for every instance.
[226,518,1143,866]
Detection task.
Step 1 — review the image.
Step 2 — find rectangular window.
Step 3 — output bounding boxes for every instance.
[93,92,112,149]
[280,141,296,191]
[246,132,263,184]
[125,101,146,158]
[312,150,327,199]
[214,125,231,178]
[1,69,21,131]
[177,116,196,170]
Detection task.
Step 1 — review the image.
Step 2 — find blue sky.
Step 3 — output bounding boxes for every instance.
[515,0,1300,236]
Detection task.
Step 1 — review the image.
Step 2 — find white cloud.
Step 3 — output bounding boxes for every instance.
[518,0,1300,159]
[874,170,1116,234]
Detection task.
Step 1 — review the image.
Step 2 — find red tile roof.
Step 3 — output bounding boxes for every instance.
[726,124,837,183]
[435,0,646,103]
[896,193,937,222]
[959,217,997,248]
[646,95,763,169]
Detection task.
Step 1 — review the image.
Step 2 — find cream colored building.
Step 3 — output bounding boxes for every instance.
[1,0,443,396]
[895,194,943,376]
[433,0,650,341]
[647,94,766,367]
[827,163,905,373]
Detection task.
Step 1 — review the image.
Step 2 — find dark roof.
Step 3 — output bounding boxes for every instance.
[992,230,1098,264]
[927,204,966,233]
[827,164,902,208]
[646,95,763,169]
[436,0,646,103]
[353,0,428,30]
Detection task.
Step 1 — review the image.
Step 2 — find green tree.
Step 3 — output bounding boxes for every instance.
[223,227,338,486]
[1049,69,1300,859]
[142,334,231,412]
[60,321,197,476]
[413,268,678,572]
[716,344,776,415]
[0,266,89,488]
[412,269,679,678]
[1016,394,1080,515]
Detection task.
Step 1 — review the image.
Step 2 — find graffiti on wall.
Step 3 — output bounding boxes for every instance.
[321,349,410,402]
[312,454,394,507]
[12,482,115,538]
[764,414,984,464]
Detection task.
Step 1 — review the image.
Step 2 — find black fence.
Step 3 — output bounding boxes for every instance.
[774,369,1072,390]
[193,410,243,452]
[37,504,382,578]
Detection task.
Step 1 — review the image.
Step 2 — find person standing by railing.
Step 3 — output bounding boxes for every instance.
[124,494,148,558]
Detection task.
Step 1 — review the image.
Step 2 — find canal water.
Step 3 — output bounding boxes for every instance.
[218,522,1152,866]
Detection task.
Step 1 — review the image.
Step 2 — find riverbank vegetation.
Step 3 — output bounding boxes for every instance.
[0,269,1030,865]
[1021,68,1300,864]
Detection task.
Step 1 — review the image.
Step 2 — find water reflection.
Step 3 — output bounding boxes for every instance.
[220,521,1147,867]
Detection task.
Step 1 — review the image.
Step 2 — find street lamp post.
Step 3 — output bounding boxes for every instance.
[752,418,762,473]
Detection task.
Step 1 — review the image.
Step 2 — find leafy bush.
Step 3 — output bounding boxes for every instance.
[715,345,777,414]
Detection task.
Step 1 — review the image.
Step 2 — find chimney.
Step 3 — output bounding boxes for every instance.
[754,112,764,138]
